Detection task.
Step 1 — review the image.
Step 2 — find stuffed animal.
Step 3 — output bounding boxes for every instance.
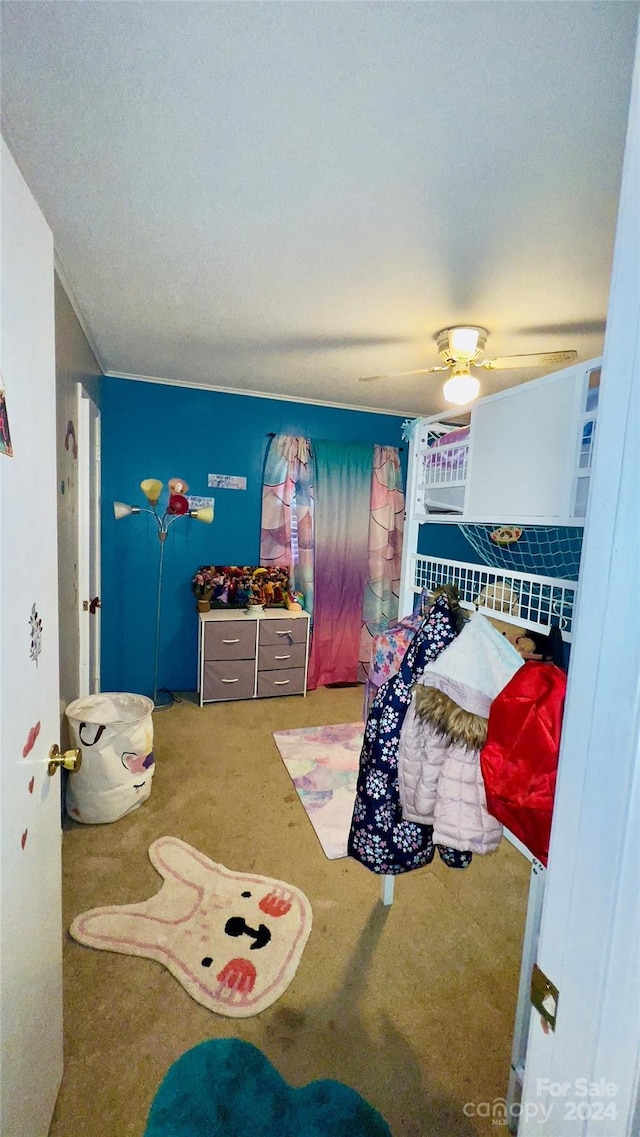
[484,616,565,666]
[475,582,520,616]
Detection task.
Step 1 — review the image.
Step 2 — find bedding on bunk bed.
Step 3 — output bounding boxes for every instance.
[364,591,428,715]
[418,425,470,514]
[421,425,470,476]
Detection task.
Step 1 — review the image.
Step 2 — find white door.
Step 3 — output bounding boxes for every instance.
[516,30,640,1137]
[0,142,65,1133]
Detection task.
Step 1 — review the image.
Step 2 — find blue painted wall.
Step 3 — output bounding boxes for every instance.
[101,377,407,697]
[417,521,481,562]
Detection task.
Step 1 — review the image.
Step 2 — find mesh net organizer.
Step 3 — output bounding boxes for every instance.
[458,523,584,581]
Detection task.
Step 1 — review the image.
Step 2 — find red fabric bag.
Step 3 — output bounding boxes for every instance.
[480,662,567,865]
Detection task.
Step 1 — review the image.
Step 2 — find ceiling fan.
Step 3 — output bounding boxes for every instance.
[359,326,578,405]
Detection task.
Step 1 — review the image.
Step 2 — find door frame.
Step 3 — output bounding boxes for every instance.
[518,27,640,1136]
[77,384,101,695]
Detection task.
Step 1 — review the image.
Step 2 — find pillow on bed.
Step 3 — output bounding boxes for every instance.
[429,425,470,448]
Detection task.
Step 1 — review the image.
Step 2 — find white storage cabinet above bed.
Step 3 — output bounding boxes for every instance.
[409,357,601,526]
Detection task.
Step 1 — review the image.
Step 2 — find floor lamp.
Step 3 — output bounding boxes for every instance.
[114,478,214,709]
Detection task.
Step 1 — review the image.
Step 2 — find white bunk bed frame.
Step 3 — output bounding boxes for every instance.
[391,553,578,1124]
[388,364,601,1128]
[402,358,601,531]
[401,554,578,641]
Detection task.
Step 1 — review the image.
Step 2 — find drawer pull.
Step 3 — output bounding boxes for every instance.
[222,638,240,644]
[274,654,291,660]
[275,629,292,636]
[221,678,240,684]
[274,680,291,686]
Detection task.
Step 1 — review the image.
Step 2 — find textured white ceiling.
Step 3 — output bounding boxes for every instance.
[1,1,637,416]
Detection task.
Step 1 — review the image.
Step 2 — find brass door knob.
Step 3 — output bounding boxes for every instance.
[48,745,82,776]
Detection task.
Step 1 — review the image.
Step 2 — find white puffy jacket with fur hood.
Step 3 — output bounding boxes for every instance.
[398,614,523,854]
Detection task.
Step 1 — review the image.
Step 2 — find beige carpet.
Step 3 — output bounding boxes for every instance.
[53,686,530,1137]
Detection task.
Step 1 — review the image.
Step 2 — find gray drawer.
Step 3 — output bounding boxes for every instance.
[259,619,308,648]
[202,660,256,702]
[204,620,256,661]
[258,642,307,671]
[257,667,305,698]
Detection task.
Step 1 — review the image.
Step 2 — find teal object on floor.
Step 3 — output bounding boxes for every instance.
[144,1038,392,1137]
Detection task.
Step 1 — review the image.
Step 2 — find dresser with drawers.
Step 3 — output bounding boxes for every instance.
[197,608,311,706]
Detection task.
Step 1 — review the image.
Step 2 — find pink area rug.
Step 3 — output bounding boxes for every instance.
[273,722,364,859]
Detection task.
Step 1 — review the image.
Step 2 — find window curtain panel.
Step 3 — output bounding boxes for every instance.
[259,434,315,618]
[357,445,404,681]
[306,440,373,690]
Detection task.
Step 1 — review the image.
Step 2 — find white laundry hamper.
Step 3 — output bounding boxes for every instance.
[65,692,155,824]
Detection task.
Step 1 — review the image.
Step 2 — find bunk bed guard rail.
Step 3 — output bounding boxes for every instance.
[408,555,578,641]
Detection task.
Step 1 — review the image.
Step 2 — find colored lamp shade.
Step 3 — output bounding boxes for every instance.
[169,477,189,495]
[167,493,190,516]
[113,501,140,520]
[140,478,164,506]
[190,505,214,524]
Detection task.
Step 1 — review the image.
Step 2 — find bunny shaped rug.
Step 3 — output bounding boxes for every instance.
[69,837,312,1018]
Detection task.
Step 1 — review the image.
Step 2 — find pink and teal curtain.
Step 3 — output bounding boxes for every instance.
[260,435,315,618]
[357,445,404,681]
[260,435,404,690]
[306,441,373,689]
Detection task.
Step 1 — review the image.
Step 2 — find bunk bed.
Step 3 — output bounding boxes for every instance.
[392,356,601,1127]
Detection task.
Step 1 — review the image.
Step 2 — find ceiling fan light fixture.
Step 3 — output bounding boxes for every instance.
[449,326,480,355]
[436,325,488,363]
[442,367,480,406]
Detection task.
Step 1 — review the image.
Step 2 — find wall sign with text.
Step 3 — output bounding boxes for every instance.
[187,496,215,511]
[207,474,247,491]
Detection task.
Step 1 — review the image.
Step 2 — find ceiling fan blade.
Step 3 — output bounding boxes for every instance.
[477,350,578,371]
[358,365,448,382]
